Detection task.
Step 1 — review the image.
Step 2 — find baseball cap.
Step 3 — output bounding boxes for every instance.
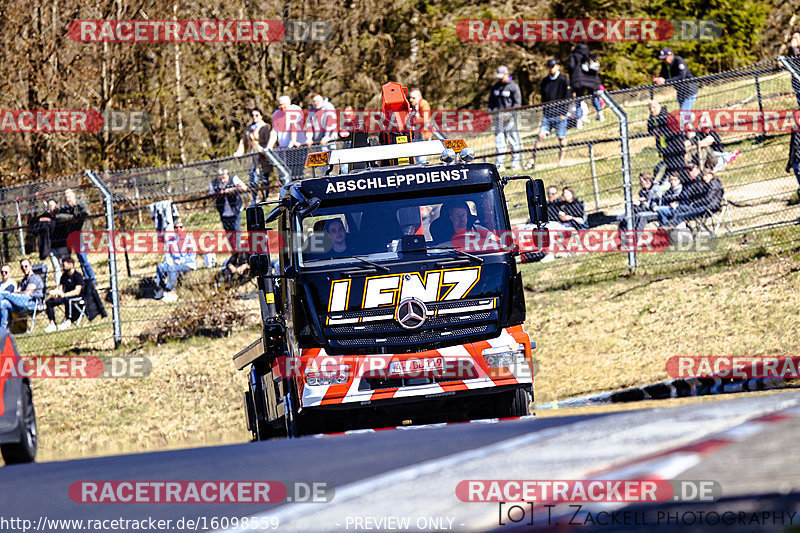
[495,65,510,78]
[546,58,559,68]
[658,48,673,60]
[218,168,228,175]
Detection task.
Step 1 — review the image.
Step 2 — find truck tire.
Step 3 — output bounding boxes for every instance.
[1,381,37,464]
[491,387,531,419]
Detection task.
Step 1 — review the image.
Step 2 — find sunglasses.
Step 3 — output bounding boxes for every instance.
[1,270,9,274]
[175,225,185,229]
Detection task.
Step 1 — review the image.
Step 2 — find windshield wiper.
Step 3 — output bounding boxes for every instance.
[343,255,391,273]
[427,246,485,264]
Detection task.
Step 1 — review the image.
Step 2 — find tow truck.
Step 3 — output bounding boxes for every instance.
[234,83,548,438]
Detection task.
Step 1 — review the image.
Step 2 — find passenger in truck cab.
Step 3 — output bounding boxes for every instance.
[322,218,351,258]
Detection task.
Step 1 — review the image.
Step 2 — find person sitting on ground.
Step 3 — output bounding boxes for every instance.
[44,256,83,333]
[0,259,44,329]
[0,265,17,293]
[545,185,563,222]
[220,253,251,285]
[684,126,740,172]
[154,220,197,302]
[557,187,586,231]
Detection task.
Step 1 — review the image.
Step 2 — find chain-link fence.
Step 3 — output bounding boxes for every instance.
[466,57,800,285]
[2,55,800,354]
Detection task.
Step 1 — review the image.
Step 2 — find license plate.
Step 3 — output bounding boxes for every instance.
[390,356,444,375]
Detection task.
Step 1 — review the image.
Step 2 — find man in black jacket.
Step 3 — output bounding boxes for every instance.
[654,48,699,111]
[659,170,723,227]
[488,65,523,171]
[533,59,570,168]
[786,129,800,193]
[568,44,603,122]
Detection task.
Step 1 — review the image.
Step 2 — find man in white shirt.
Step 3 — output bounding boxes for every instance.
[267,95,308,180]
[0,264,17,293]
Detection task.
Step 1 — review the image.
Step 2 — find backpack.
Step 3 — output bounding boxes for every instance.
[582,55,600,74]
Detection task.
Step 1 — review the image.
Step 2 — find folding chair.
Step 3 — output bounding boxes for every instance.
[10,263,48,334]
[692,197,734,237]
[65,295,87,326]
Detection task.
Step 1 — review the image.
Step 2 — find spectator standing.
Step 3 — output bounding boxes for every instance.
[787,129,800,193]
[305,93,338,147]
[789,33,800,109]
[210,167,247,236]
[0,259,44,329]
[0,265,16,293]
[31,198,62,282]
[647,100,688,183]
[533,59,570,168]
[267,95,308,180]
[408,89,432,163]
[653,48,699,111]
[234,108,273,204]
[43,256,83,332]
[154,220,197,303]
[488,66,523,171]
[568,44,603,122]
[57,188,96,284]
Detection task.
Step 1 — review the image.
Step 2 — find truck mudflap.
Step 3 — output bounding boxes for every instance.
[297,325,533,408]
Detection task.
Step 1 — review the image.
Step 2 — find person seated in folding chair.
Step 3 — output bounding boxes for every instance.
[0,259,44,330]
[658,170,723,229]
[43,256,83,333]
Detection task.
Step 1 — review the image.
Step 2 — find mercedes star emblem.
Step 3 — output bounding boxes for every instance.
[395,298,428,330]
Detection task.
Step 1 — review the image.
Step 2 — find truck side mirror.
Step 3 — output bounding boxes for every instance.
[526,179,548,226]
[246,205,272,276]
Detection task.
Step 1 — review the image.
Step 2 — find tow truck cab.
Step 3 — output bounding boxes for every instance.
[235,87,547,439]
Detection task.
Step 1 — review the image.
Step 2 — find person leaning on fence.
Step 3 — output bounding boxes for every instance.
[0,259,44,329]
[0,265,17,293]
[234,108,274,204]
[266,95,308,180]
[57,188,96,284]
[653,48,699,112]
[43,256,83,333]
[30,198,62,282]
[568,44,603,123]
[154,220,197,303]
[532,59,571,169]
[786,128,800,195]
[647,100,689,183]
[488,65,523,172]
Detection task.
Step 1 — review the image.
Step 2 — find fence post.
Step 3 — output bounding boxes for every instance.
[754,73,766,143]
[85,169,122,349]
[264,150,293,185]
[14,199,25,256]
[588,143,600,212]
[778,55,800,109]
[600,91,636,271]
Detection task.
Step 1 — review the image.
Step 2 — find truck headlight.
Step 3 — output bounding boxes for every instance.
[304,365,350,386]
[482,344,526,368]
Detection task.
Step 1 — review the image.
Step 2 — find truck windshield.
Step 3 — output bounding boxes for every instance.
[297,188,507,267]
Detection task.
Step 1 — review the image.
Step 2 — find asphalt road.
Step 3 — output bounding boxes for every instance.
[1,390,798,532]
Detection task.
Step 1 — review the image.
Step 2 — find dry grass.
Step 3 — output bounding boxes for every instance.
[526,251,800,403]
